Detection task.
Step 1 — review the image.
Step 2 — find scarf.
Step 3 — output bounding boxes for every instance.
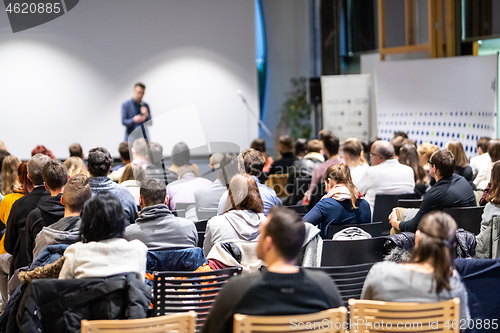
[322,184,362,202]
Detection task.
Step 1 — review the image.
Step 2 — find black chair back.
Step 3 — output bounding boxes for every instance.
[307,262,375,307]
[288,205,307,214]
[397,199,423,208]
[373,193,416,235]
[443,206,484,235]
[194,220,208,232]
[153,267,242,331]
[288,177,311,205]
[307,182,326,212]
[197,231,205,248]
[326,222,385,239]
[321,237,386,266]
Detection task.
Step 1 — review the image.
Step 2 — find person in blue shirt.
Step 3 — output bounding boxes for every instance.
[121,83,152,141]
[303,163,371,238]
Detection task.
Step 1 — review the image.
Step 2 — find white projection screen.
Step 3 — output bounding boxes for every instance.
[376,54,498,158]
[0,0,259,160]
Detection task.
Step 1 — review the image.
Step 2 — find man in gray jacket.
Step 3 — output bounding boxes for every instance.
[124,178,197,250]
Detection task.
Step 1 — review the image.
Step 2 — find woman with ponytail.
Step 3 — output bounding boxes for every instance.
[362,211,470,320]
[303,164,371,238]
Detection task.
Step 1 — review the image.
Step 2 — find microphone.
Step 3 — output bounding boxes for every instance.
[236,90,272,137]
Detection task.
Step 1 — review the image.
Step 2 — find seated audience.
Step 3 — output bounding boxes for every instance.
[357,140,415,214]
[479,161,500,233]
[64,156,89,177]
[470,136,491,178]
[119,163,146,206]
[474,139,500,190]
[294,138,308,159]
[445,140,473,182]
[268,135,298,175]
[59,192,147,281]
[202,206,342,333]
[342,138,368,188]
[391,150,476,233]
[25,160,68,263]
[169,142,199,176]
[202,152,224,182]
[1,155,21,196]
[87,147,137,225]
[362,211,470,320]
[399,144,429,197]
[33,174,92,260]
[204,174,266,255]
[143,142,178,185]
[69,143,84,160]
[31,145,55,159]
[303,164,371,238]
[0,150,9,198]
[166,165,212,213]
[417,142,439,172]
[110,138,149,181]
[195,153,239,219]
[251,138,273,173]
[217,149,281,216]
[390,135,405,160]
[125,178,197,250]
[111,142,131,171]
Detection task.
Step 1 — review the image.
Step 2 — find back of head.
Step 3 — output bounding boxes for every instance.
[306,139,322,154]
[393,131,408,139]
[250,138,266,153]
[412,211,457,293]
[64,157,88,177]
[223,173,263,213]
[1,155,21,195]
[294,138,307,158]
[342,138,363,159]
[210,153,224,168]
[239,148,266,177]
[324,164,358,208]
[140,178,166,207]
[28,154,52,185]
[477,137,491,153]
[80,192,125,242]
[445,141,468,168]
[171,142,190,167]
[132,138,148,158]
[87,147,113,177]
[417,142,439,161]
[218,152,240,188]
[278,135,294,153]
[391,136,405,156]
[31,145,55,159]
[177,164,196,179]
[119,142,131,161]
[486,161,500,205]
[322,134,340,156]
[488,139,500,163]
[63,174,91,213]
[430,150,455,178]
[148,142,163,164]
[373,140,395,160]
[42,159,68,190]
[119,163,146,183]
[69,143,83,158]
[319,130,332,141]
[0,149,11,171]
[18,162,33,195]
[265,206,305,262]
[399,144,427,183]
[0,141,6,151]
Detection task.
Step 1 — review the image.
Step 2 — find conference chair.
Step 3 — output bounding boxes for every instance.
[194,219,208,232]
[443,206,484,235]
[307,263,376,307]
[348,298,460,333]
[372,193,416,235]
[396,199,423,208]
[287,177,312,205]
[307,182,326,212]
[287,204,307,214]
[233,307,347,333]
[326,222,385,239]
[81,312,197,333]
[153,267,242,332]
[321,237,386,266]
[197,231,205,248]
[265,174,290,198]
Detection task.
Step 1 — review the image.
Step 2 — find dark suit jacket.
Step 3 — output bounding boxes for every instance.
[5,186,49,274]
[121,98,151,140]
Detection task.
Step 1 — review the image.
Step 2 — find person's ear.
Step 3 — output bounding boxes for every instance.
[265,235,273,252]
[60,195,65,206]
[139,195,143,207]
[164,194,169,206]
[44,182,49,191]
[415,230,421,246]
[27,174,32,183]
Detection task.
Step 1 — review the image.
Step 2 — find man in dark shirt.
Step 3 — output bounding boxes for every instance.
[121,82,152,141]
[268,135,298,175]
[391,150,476,233]
[202,207,342,333]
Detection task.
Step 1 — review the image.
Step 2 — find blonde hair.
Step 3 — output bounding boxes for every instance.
[324,164,359,209]
[417,143,439,163]
[64,157,89,177]
[1,155,21,195]
[119,163,146,183]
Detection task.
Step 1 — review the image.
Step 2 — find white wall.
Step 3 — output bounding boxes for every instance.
[0,0,258,160]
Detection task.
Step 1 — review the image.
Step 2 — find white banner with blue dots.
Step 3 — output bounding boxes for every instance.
[376,55,498,158]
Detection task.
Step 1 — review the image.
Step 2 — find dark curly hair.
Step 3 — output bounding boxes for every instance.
[87,147,113,177]
[79,192,125,242]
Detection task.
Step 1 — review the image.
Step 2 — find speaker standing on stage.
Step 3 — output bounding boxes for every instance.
[122,83,152,141]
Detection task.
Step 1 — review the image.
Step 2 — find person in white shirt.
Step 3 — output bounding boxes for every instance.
[474,139,500,191]
[110,138,149,182]
[470,137,491,179]
[356,140,415,217]
[342,138,368,189]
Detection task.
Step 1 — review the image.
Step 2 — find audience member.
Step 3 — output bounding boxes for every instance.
[143,142,178,185]
[391,136,405,160]
[166,165,212,215]
[58,192,147,281]
[25,160,68,263]
[110,142,131,171]
[0,142,7,152]
[202,206,342,333]
[110,138,149,182]
[342,138,368,188]
[357,140,415,214]
[33,174,92,260]
[417,143,439,172]
[479,161,500,232]
[1,155,21,196]
[294,138,308,159]
[363,211,470,320]
[251,138,273,173]
[31,145,55,159]
[393,131,408,139]
[195,153,239,219]
[169,142,199,176]
[470,137,491,178]
[399,144,429,197]
[268,135,298,175]
[303,164,371,238]
[445,140,473,182]
[119,163,146,206]
[0,150,11,189]
[202,152,224,182]
[391,150,476,233]
[64,156,89,177]
[125,178,197,250]
[87,147,137,225]
[204,174,265,255]
[474,139,500,190]
[69,143,84,159]
[217,149,281,216]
